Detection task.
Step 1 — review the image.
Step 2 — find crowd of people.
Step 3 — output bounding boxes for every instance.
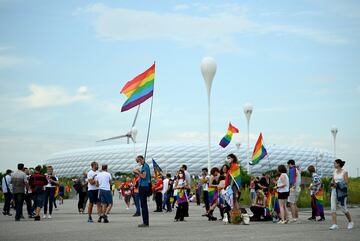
[1,154,355,231]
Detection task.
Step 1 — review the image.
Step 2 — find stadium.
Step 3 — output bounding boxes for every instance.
[44,142,334,177]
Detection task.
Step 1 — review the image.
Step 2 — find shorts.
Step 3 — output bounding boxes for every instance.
[88,190,99,204]
[330,189,348,213]
[59,192,64,197]
[34,191,45,208]
[288,190,300,203]
[99,189,113,205]
[278,191,289,200]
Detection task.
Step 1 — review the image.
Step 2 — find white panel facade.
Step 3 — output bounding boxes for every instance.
[45,143,334,177]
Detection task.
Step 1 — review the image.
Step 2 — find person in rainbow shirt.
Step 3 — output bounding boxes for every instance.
[287,159,301,223]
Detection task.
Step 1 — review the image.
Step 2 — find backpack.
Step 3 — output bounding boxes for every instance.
[73,180,82,193]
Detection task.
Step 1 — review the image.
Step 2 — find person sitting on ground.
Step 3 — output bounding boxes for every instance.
[250,190,268,221]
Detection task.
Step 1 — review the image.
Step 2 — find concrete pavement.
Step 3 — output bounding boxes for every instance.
[0,197,359,241]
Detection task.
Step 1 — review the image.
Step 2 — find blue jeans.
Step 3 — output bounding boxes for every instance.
[133,193,140,215]
[14,193,24,220]
[44,187,55,215]
[139,186,149,225]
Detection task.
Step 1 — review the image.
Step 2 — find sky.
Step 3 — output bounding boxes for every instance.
[0,0,359,176]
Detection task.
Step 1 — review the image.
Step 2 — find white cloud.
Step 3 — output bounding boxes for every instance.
[18,84,92,108]
[80,3,347,54]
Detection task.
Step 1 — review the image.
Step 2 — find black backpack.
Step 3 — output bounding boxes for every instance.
[73,180,82,193]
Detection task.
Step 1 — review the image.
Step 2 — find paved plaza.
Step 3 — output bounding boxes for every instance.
[0,197,359,241]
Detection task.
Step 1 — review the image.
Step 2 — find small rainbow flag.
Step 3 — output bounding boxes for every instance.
[219,122,239,148]
[225,162,242,190]
[152,159,163,180]
[250,133,267,165]
[121,63,155,112]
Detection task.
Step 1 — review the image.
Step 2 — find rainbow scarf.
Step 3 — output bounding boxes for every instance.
[121,63,155,112]
[177,189,188,204]
[269,191,280,214]
[219,122,239,148]
[250,133,267,165]
[225,162,241,190]
[266,191,273,212]
[208,187,218,205]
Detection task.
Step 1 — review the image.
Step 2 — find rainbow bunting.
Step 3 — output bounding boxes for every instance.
[121,63,155,112]
[152,159,163,180]
[250,133,267,165]
[208,187,218,205]
[219,122,239,148]
[225,162,242,190]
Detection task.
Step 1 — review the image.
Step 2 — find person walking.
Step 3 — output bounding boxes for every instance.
[78,171,87,213]
[200,168,210,216]
[11,163,28,221]
[307,165,325,221]
[133,155,150,227]
[24,167,35,218]
[287,160,301,223]
[95,165,113,223]
[174,170,188,222]
[154,177,163,212]
[29,165,48,221]
[274,165,289,224]
[43,166,58,219]
[2,169,13,216]
[329,159,354,230]
[87,161,101,223]
[132,172,141,217]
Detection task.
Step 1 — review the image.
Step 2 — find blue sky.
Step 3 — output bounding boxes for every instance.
[0,0,359,176]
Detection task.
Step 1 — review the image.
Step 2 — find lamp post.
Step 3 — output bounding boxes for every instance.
[243,103,253,174]
[201,57,217,171]
[235,142,241,164]
[331,126,338,158]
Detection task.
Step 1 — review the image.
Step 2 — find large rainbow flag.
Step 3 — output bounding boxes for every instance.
[267,191,280,214]
[152,159,163,180]
[312,189,324,216]
[121,63,155,112]
[225,162,242,190]
[219,122,239,148]
[250,133,267,165]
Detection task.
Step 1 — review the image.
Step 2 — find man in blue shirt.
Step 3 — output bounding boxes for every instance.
[133,155,150,227]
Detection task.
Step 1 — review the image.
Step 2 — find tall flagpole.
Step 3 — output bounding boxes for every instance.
[144,62,155,160]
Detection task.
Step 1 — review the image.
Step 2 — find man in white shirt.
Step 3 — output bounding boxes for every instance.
[162,174,169,211]
[200,168,210,215]
[95,164,112,223]
[87,161,101,223]
[2,169,13,216]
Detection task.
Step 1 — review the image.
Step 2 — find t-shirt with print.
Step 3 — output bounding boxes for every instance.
[95,171,112,191]
[139,163,150,187]
[87,170,99,191]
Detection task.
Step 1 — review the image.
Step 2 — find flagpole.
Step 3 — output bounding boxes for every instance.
[144,62,155,160]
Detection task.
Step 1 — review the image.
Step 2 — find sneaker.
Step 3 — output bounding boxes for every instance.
[277,220,286,224]
[7,213,12,216]
[132,213,140,217]
[318,217,325,222]
[2,211,6,215]
[43,214,47,219]
[348,222,354,230]
[98,216,103,223]
[308,217,316,221]
[103,216,109,223]
[34,216,40,221]
[48,215,52,219]
[87,216,93,223]
[329,224,339,230]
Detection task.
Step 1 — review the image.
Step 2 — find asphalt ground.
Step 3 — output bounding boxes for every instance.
[0,197,359,241]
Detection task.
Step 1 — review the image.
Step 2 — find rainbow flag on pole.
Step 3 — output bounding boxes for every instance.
[121,63,155,112]
[250,133,267,165]
[219,122,239,148]
[152,159,163,180]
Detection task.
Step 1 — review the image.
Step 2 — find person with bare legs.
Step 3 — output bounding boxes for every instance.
[87,161,101,223]
[95,164,113,223]
[274,165,289,224]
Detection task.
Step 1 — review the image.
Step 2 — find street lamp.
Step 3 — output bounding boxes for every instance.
[201,57,217,171]
[331,126,338,158]
[243,103,253,174]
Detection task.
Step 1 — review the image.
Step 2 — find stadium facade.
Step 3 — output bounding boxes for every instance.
[44,142,334,177]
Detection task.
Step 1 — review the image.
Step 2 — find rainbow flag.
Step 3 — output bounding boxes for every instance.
[312,189,324,216]
[219,122,239,148]
[121,63,155,112]
[289,166,299,185]
[225,162,241,190]
[208,187,218,205]
[273,191,280,214]
[267,191,273,212]
[152,159,163,180]
[250,133,267,165]
[177,189,188,204]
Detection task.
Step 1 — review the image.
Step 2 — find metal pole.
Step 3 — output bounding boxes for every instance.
[247,118,250,174]
[144,95,154,160]
[333,135,336,158]
[207,94,211,171]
